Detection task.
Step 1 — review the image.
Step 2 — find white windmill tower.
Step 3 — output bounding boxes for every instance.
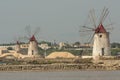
[25,25,40,58]
[28,35,39,57]
[80,7,113,60]
[14,36,21,53]
[15,41,21,52]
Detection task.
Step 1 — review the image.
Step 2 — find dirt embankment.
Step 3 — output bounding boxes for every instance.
[0,59,120,71]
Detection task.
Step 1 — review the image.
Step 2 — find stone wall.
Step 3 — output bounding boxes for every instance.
[0,63,120,71]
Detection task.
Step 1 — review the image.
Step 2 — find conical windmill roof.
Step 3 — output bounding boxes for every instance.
[95,24,106,33]
[30,35,36,41]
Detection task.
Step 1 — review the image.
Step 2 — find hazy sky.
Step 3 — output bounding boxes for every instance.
[0,0,119,43]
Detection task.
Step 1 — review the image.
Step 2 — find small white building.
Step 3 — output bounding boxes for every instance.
[58,42,65,50]
[39,43,50,50]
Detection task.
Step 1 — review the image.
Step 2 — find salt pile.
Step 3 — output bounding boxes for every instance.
[46,52,75,58]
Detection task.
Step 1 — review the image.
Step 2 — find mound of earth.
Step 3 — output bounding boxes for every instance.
[46,52,75,58]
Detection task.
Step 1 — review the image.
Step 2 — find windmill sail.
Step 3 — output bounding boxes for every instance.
[25,25,40,58]
[92,7,111,60]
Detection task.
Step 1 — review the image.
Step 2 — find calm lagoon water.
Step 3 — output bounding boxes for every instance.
[0,71,120,80]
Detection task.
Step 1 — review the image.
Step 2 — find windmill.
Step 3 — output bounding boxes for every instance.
[24,25,40,58]
[13,36,22,53]
[80,7,113,59]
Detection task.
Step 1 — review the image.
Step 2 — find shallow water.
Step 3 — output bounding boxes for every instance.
[0,70,120,80]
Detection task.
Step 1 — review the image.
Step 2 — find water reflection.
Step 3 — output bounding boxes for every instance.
[0,71,120,80]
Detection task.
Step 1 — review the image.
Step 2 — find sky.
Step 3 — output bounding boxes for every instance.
[0,0,119,44]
